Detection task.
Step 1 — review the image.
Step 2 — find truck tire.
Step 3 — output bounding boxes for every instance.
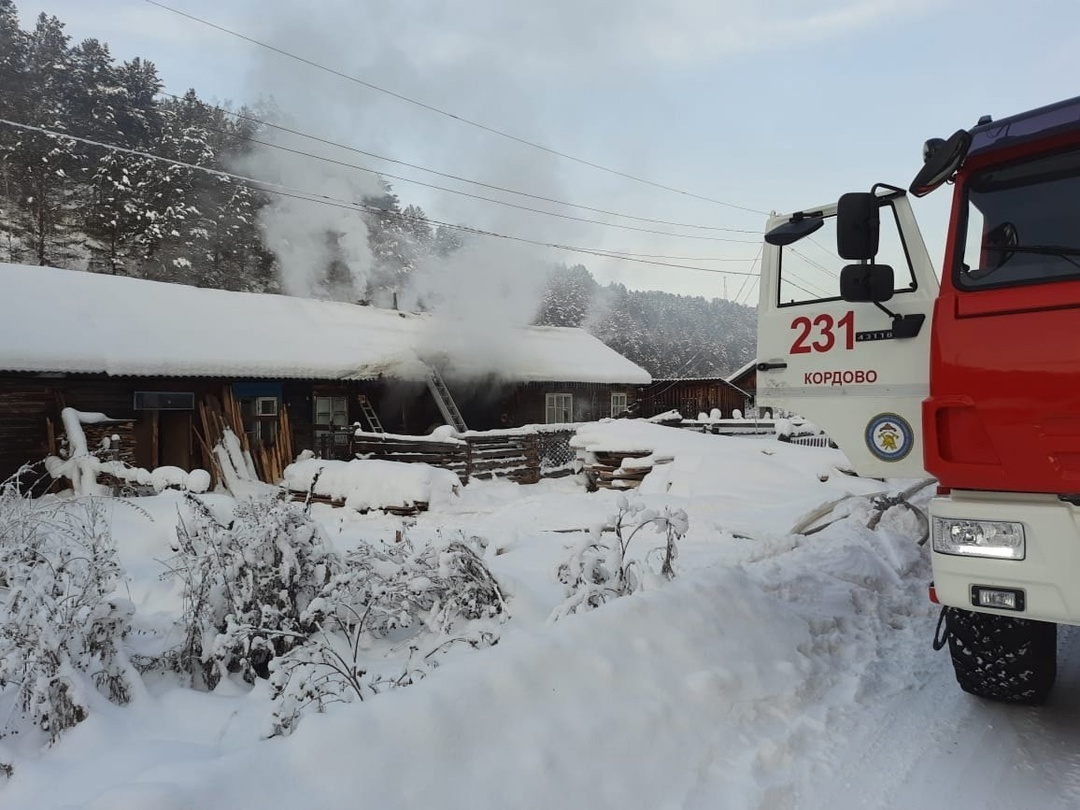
[944,607,1057,705]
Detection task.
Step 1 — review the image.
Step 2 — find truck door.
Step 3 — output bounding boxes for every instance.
[756,192,939,478]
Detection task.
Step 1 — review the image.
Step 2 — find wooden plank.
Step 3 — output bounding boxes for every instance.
[468,447,530,461]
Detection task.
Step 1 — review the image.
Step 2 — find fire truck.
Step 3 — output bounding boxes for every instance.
[757,96,1080,704]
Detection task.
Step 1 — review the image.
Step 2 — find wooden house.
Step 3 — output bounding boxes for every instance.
[0,264,650,483]
[640,359,758,420]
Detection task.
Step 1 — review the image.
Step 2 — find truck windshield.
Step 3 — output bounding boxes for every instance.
[957,148,1080,289]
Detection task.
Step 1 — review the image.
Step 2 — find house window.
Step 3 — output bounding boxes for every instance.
[314,395,350,454]
[240,396,279,446]
[546,393,573,424]
[611,392,628,417]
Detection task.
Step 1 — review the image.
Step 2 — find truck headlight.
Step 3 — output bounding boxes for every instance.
[932,517,1025,560]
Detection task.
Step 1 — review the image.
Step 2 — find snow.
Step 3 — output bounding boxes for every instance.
[0,263,650,384]
[281,457,461,511]
[4,424,1080,809]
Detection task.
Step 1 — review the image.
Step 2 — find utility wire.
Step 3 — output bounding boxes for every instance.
[732,242,763,303]
[738,277,759,306]
[590,250,755,261]
[788,247,839,284]
[1,117,805,287]
[175,121,760,244]
[158,90,763,236]
[144,0,769,216]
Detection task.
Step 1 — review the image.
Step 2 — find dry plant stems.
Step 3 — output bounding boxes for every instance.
[267,531,506,737]
[551,494,688,620]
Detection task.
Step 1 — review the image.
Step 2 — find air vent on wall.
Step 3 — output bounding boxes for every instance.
[133,391,195,411]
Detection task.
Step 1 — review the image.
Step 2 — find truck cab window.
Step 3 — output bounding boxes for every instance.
[777,203,917,307]
[957,148,1080,289]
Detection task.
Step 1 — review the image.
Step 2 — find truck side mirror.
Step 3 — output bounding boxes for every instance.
[836,193,880,260]
[909,129,971,197]
[764,214,824,246]
[840,264,894,303]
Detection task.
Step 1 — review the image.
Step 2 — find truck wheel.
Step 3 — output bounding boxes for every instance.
[944,607,1057,705]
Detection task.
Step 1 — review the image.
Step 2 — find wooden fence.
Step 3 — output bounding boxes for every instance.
[351,427,577,486]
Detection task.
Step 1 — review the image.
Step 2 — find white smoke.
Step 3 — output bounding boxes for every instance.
[229,118,384,299]
[405,236,549,379]
[232,0,605,379]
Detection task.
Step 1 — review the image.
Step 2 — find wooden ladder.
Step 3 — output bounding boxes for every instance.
[426,366,467,433]
[357,394,384,433]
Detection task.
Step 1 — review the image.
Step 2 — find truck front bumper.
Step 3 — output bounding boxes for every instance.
[931,490,1080,625]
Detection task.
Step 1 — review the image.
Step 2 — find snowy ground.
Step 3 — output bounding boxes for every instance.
[3,421,1080,809]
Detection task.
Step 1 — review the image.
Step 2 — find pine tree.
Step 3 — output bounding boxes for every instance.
[135,89,211,280]
[365,190,432,302]
[70,42,151,273]
[8,13,80,266]
[535,263,598,327]
[0,0,30,261]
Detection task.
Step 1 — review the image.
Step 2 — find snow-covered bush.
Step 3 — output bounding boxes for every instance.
[164,493,337,689]
[163,490,507,734]
[315,532,506,638]
[267,532,506,736]
[0,475,136,744]
[551,494,688,620]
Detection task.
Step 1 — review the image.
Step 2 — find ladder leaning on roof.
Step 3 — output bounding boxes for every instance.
[426,366,467,433]
[357,394,384,433]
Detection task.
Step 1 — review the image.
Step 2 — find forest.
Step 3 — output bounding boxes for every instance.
[0,1,755,377]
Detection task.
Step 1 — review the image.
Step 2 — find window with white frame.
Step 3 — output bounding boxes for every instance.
[546,392,573,424]
[314,395,349,453]
[240,396,279,446]
[610,392,628,417]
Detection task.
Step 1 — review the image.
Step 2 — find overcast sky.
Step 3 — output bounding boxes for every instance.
[18,0,1080,301]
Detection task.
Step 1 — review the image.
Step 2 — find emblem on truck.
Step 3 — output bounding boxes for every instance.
[865,413,913,462]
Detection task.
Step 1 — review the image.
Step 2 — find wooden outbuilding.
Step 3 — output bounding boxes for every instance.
[639,359,758,420]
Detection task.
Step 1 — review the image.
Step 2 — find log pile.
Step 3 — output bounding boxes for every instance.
[79,420,137,466]
[581,450,660,491]
[289,490,428,516]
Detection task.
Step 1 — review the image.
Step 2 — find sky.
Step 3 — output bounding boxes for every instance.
[17,0,1080,300]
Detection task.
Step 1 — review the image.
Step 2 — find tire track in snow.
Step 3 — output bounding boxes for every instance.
[795,606,1080,808]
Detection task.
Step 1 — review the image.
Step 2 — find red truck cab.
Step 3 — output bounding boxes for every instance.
[756,95,1080,705]
[925,98,1080,495]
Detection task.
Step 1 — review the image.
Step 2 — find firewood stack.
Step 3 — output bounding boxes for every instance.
[581,450,657,491]
[194,388,294,486]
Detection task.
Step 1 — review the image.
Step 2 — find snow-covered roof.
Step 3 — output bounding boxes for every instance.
[0,264,651,385]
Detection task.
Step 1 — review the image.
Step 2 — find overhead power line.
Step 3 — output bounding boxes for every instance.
[590,250,757,261]
[144,0,769,216]
[732,242,763,304]
[0,117,806,289]
[167,115,759,243]
[158,90,763,237]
